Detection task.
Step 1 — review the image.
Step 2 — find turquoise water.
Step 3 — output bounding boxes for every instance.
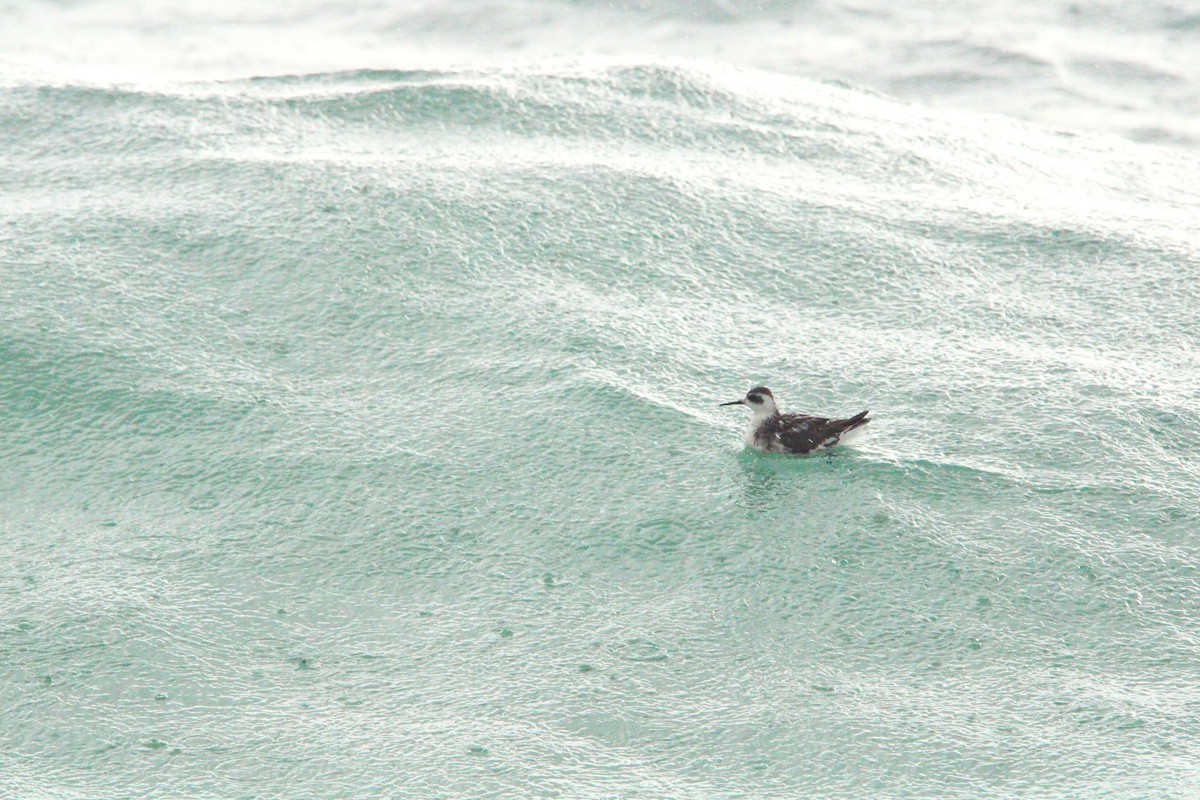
[4,4,1200,799]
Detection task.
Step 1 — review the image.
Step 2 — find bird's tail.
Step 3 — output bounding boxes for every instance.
[837,410,871,444]
[842,410,871,430]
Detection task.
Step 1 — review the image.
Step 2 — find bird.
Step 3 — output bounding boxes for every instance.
[720,386,870,455]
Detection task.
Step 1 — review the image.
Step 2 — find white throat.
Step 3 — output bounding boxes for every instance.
[751,396,777,419]
[745,402,777,443]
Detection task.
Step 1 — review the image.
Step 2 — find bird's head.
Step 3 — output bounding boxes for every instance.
[720,386,777,415]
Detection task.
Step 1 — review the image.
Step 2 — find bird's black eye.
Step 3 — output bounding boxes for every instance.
[747,394,761,404]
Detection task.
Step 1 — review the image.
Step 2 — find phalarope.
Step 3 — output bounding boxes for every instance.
[721,386,870,454]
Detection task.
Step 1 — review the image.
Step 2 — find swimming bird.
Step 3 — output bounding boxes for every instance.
[720,386,870,454]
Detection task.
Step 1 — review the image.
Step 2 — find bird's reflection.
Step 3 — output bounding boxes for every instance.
[733,448,860,512]
[735,451,804,512]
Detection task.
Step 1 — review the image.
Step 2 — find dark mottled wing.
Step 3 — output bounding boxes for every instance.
[775,411,871,454]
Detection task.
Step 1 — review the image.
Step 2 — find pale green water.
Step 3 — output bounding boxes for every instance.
[3,58,1200,799]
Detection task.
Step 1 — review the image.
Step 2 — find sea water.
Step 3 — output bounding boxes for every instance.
[2,2,1199,798]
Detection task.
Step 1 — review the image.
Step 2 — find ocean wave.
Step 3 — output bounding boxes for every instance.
[3,47,1200,799]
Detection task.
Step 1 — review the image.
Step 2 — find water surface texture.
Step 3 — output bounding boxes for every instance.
[2,2,1200,799]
